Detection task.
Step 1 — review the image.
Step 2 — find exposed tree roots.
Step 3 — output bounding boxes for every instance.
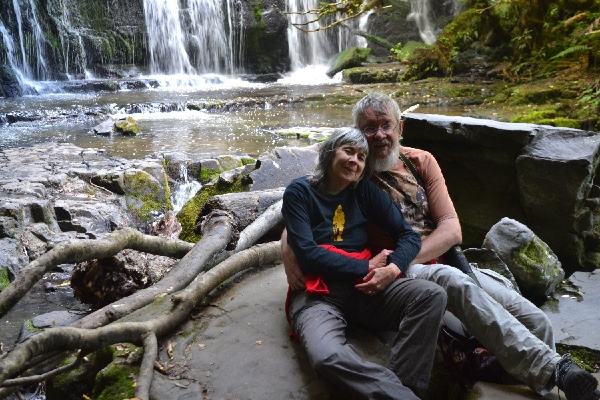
[0,206,284,400]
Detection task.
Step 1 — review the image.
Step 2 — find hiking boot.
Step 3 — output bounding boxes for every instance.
[554,354,600,400]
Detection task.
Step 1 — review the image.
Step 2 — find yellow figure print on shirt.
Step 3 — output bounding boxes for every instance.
[332,204,345,241]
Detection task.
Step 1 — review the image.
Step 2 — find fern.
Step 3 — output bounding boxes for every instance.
[550,45,589,60]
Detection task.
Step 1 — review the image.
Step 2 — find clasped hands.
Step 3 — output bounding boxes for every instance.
[355,249,399,295]
[283,248,399,296]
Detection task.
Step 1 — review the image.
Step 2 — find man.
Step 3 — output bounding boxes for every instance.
[282,92,600,400]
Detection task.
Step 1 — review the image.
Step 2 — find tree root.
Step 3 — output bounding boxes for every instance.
[0,241,281,400]
[0,228,194,318]
[0,202,283,400]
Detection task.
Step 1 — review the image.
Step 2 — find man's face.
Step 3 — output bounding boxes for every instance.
[359,107,401,161]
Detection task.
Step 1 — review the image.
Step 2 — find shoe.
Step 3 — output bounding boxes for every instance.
[554,354,600,400]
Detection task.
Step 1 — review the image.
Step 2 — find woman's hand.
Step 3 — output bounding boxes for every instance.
[355,262,401,295]
[367,249,392,272]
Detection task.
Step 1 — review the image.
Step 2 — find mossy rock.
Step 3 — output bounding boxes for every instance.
[122,170,172,225]
[511,236,565,301]
[342,66,403,84]
[241,156,257,166]
[114,116,140,136]
[217,155,243,171]
[584,252,600,270]
[92,359,139,400]
[198,159,224,184]
[511,108,582,128]
[326,47,372,78]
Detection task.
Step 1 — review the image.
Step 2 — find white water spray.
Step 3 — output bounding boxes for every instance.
[143,0,244,75]
[407,0,436,44]
[286,0,368,70]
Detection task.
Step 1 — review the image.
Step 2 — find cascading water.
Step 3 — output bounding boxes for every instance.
[407,0,463,45]
[407,0,436,44]
[286,0,368,70]
[0,0,50,94]
[143,0,244,75]
[171,163,202,214]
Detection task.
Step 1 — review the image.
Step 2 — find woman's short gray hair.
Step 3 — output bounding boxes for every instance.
[352,92,402,128]
[309,127,369,192]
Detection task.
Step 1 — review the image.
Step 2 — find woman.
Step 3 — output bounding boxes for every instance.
[282,127,447,400]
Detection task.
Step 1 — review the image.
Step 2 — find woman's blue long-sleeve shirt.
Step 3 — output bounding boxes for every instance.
[282,176,421,279]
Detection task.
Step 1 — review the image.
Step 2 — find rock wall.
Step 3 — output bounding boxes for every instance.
[403,113,600,275]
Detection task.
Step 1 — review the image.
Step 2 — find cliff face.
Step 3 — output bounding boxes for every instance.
[0,0,289,95]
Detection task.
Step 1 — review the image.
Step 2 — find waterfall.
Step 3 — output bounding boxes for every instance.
[171,163,202,214]
[1,0,49,87]
[0,19,41,95]
[143,0,244,75]
[286,0,367,70]
[407,0,463,45]
[407,0,436,44]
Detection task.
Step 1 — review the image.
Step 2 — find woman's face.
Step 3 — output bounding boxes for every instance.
[326,144,367,190]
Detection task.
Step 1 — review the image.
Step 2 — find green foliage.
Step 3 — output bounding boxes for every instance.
[0,267,9,292]
[390,41,428,61]
[252,0,267,29]
[550,45,589,61]
[572,82,600,130]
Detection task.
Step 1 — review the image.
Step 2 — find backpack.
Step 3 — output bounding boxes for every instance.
[438,312,508,387]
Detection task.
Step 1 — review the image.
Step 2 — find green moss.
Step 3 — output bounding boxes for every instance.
[241,157,256,165]
[24,319,38,332]
[177,176,245,243]
[465,387,482,400]
[0,267,9,292]
[556,344,600,372]
[49,347,116,398]
[114,116,140,135]
[92,362,139,400]
[517,236,549,272]
[200,168,222,183]
[252,0,266,29]
[124,171,172,223]
[510,107,582,128]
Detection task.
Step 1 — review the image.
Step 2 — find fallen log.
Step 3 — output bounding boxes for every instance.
[194,188,284,237]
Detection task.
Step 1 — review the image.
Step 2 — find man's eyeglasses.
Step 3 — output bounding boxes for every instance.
[361,123,397,136]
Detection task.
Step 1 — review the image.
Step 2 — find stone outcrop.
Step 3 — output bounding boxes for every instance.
[0,142,173,281]
[403,113,600,275]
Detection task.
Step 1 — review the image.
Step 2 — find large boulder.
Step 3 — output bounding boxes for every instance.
[482,218,564,303]
[403,113,600,275]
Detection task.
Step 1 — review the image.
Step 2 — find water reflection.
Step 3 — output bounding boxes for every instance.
[0,77,360,159]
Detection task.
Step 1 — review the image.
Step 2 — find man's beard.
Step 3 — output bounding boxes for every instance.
[370,139,400,172]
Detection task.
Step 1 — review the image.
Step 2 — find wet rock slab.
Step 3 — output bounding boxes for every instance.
[152,266,600,400]
[542,269,600,350]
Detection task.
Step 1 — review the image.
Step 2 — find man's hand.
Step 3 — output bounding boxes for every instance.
[355,262,400,295]
[281,230,305,291]
[368,249,392,272]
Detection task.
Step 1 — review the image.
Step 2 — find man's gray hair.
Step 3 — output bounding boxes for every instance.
[352,92,402,127]
[309,127,369,192]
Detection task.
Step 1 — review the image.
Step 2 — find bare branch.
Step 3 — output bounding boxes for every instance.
[135,332,158,400]
[1,351,86,387]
